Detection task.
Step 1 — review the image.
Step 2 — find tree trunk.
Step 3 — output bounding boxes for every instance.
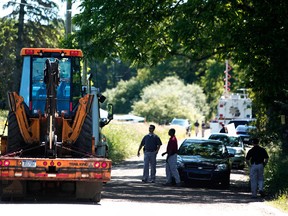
[14,0,26,92]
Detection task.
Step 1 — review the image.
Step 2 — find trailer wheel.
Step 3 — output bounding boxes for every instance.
[76,182,102,203]
[7,112,26,153]
[90,192,101,203]
[73,113,93,157]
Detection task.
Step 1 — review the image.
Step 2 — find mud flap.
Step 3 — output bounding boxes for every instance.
[0,180,26,200]
[76,182,102,203]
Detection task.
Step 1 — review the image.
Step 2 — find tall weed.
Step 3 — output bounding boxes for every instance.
[102,122,188,163]
[265,147,288,196]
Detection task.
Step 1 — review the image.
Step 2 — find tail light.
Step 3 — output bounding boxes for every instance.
[4,160,10,166]
[94,162,101,168]
[102,162,108,168]
[94,161,108,168]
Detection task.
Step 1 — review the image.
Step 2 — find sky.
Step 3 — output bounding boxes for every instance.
[0,0,81,18]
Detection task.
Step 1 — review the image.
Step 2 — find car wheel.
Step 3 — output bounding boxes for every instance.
[221,176,230,189]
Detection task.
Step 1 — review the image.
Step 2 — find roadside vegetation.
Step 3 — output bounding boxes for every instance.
[102,122,189,164]
[0,0,287,211]
[0,110,8,136]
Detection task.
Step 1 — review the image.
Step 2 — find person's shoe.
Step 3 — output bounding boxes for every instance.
[142,179,148,183]
[150,180,155,183]
[176,182,183,187]
[259,190,265,197]
[251,195,257,199]
[162,182,173,186]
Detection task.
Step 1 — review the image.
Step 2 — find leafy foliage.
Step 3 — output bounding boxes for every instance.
[132,76,209,124]
[102,77,143,114]
[2,0,64,91]
[0,18,17,105]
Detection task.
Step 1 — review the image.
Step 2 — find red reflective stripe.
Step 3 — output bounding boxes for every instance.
[94,173,102,179]
[56,174,69,177]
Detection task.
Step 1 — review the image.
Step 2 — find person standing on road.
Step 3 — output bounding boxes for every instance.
[162,128,181,186]
[194,120,200,137]
[201,121,206,137]
[137,124,162,183]
[246,138,269,198]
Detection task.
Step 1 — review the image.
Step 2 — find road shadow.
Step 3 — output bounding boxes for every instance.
[102,158,266,204]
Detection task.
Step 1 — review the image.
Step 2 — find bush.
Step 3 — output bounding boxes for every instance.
[265,145,288,197]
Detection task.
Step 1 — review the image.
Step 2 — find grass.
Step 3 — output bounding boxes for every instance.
[101,121,189,164]
[0,110,8,136]
[268,194,288,213]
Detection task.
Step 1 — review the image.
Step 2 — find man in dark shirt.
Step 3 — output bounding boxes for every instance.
[194,120,200,136]
[246,138,269,198]
[137,124,162,183]
[162,128,181,186]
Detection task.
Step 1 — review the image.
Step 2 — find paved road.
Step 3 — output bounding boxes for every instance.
[100,148,287,216]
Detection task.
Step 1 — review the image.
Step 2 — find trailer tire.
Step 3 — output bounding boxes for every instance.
[73,113,93,157]
[7,112,26,153]
[91,192,101,203]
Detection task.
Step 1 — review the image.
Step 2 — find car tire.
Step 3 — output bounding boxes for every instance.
[221,176,230,189]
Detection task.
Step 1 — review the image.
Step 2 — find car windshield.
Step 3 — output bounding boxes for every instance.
[209,135,240,147]
[178,141,225,159]
[171,119,188,127]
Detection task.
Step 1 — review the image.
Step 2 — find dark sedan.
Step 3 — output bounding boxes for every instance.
[236,125,257,145]
[177,139,232,188]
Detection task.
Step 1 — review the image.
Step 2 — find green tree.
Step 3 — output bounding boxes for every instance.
[132,76,208,124]
[0,18,17,106]
[74,0,288,149]
[3,0,64,91]
[102,77,143,114]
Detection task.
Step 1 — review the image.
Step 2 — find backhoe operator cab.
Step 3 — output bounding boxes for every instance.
[21,48,82,115]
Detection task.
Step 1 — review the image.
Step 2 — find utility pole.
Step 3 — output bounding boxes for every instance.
[65,0,72,38]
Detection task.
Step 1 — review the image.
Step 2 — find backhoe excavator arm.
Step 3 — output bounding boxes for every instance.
[62,94,94,144]
[7,92,40,144]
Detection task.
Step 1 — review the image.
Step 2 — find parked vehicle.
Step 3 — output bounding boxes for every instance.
[0,48,113,202]
[228,118,256,128]
[170,118,191,136]
[177,139,232,188]
[210,88,253,133]
[208,133,246,169]
[236,125,257,145]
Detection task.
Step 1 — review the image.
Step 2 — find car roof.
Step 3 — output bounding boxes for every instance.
[236,125,256,129]
[228,119,256,126]
[171,118,188,121]
[208,133,241,138]
[181,138,223,145]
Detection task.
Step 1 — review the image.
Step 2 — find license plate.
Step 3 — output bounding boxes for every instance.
[22,160,36,168]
